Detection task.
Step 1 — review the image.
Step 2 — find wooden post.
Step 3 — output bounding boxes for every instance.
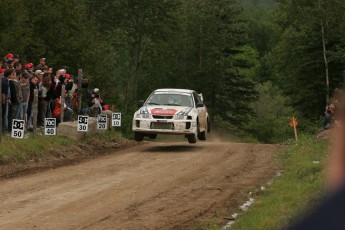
[77,69,83,114]
[289,117,298,142]
[111,104,115,112]
[293,123,298,142]
[60,84,65,123]
[0,79,2,143]
[33,89,38,136]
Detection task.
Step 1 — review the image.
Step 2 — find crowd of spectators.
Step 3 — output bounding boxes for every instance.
[1,53,79,133]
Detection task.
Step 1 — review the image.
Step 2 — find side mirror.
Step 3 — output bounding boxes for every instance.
[138,100,145,107]
[196,101,204,108]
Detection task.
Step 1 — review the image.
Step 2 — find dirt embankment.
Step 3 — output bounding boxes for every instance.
[0,139,283,230]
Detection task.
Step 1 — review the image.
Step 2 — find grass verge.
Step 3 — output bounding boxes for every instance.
[229,134,329,230]
[0,129,124,164]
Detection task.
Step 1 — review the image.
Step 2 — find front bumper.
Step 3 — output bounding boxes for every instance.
[132,118,197,135]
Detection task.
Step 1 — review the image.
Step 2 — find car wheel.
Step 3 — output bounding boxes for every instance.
[199,121,207,141]
[187,134,197,144]
[134,132,144,141]
[148,134,157,139]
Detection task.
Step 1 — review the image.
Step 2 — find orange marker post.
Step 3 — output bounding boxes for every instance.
[289,117,298,142]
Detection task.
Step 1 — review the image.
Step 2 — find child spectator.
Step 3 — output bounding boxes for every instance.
[52,97,73,124]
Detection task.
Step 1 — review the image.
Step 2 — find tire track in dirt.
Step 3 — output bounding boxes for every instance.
[0,141,282,230]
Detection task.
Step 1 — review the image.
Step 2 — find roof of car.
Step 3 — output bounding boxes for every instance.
[154,88,194,94]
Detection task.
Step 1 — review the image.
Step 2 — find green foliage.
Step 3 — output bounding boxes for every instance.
[245,81,295,143]
[272,0,345,120]
[231,135,329,230]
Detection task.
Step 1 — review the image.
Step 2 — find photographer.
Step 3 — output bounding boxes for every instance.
[88,88,105,117]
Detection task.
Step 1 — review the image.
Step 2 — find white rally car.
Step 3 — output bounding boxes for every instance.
[132,88,210,143]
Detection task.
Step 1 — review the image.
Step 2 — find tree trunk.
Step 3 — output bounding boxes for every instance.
[319,0,330,104]
[321,20,330,104]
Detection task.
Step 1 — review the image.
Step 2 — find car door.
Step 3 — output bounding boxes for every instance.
[193,92,206,131]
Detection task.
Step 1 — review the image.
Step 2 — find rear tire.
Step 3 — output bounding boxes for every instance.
[134,132,144,141]
[187,134,197,144]
[199,122,207,141]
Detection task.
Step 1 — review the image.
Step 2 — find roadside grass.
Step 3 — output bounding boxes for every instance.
[0,135,77,163]
[0,129,124,164]
[229,134,329,230]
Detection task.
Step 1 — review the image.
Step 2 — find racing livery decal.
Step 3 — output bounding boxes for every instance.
[151,108,177,115]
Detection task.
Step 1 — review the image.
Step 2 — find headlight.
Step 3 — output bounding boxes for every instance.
[174,115,185,120]
[136,114,151,119]
[135,106,151,119]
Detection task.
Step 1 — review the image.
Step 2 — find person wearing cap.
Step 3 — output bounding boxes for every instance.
[4,53,13,62]
[34,58,47,71]
[24,63,34,78]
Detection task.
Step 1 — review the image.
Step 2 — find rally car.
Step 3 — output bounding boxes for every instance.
[132,88,210,143]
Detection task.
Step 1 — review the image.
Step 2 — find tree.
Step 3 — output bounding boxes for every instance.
[273,0,345,120]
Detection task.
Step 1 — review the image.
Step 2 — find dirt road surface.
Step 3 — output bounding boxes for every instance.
[0,141,282,230]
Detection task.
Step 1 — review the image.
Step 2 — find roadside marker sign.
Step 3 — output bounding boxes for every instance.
[112,113,121,127]
[78,115,89,132]
[11,119,25,139]
[45,118,56,135]
[97,114,107,130]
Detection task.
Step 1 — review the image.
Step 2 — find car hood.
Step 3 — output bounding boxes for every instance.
[140,105,193,116]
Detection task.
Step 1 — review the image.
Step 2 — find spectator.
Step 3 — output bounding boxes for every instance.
[4,53,13,62]
[64,74,75,109]
[88,88,105,117]
[8,70,22,130]
[34,70,44,83]
[13,62,22,71]
[27,76,39,130]
[323,104,335,130]
[2,69,11,132]
[38,73,52,127]
[19,72,30,121]
[13,54,20,64]
[52,97,73,124]
[34,57,47,71]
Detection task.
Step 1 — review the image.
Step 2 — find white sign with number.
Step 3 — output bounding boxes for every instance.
[11,119,25,139]
[78,115,89,132]
[97,115,107,130]
[45,118,56,135]
[112,113,121,127]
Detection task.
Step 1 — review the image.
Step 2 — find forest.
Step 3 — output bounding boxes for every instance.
[1,0,344,143]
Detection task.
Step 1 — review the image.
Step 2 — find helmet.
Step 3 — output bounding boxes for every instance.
[93,88,99,94]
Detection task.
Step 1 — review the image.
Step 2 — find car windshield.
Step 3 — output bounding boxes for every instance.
[146,93,193,107]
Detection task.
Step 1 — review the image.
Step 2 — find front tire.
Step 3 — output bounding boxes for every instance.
[134,132,144,141]
[187,134,197,144]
